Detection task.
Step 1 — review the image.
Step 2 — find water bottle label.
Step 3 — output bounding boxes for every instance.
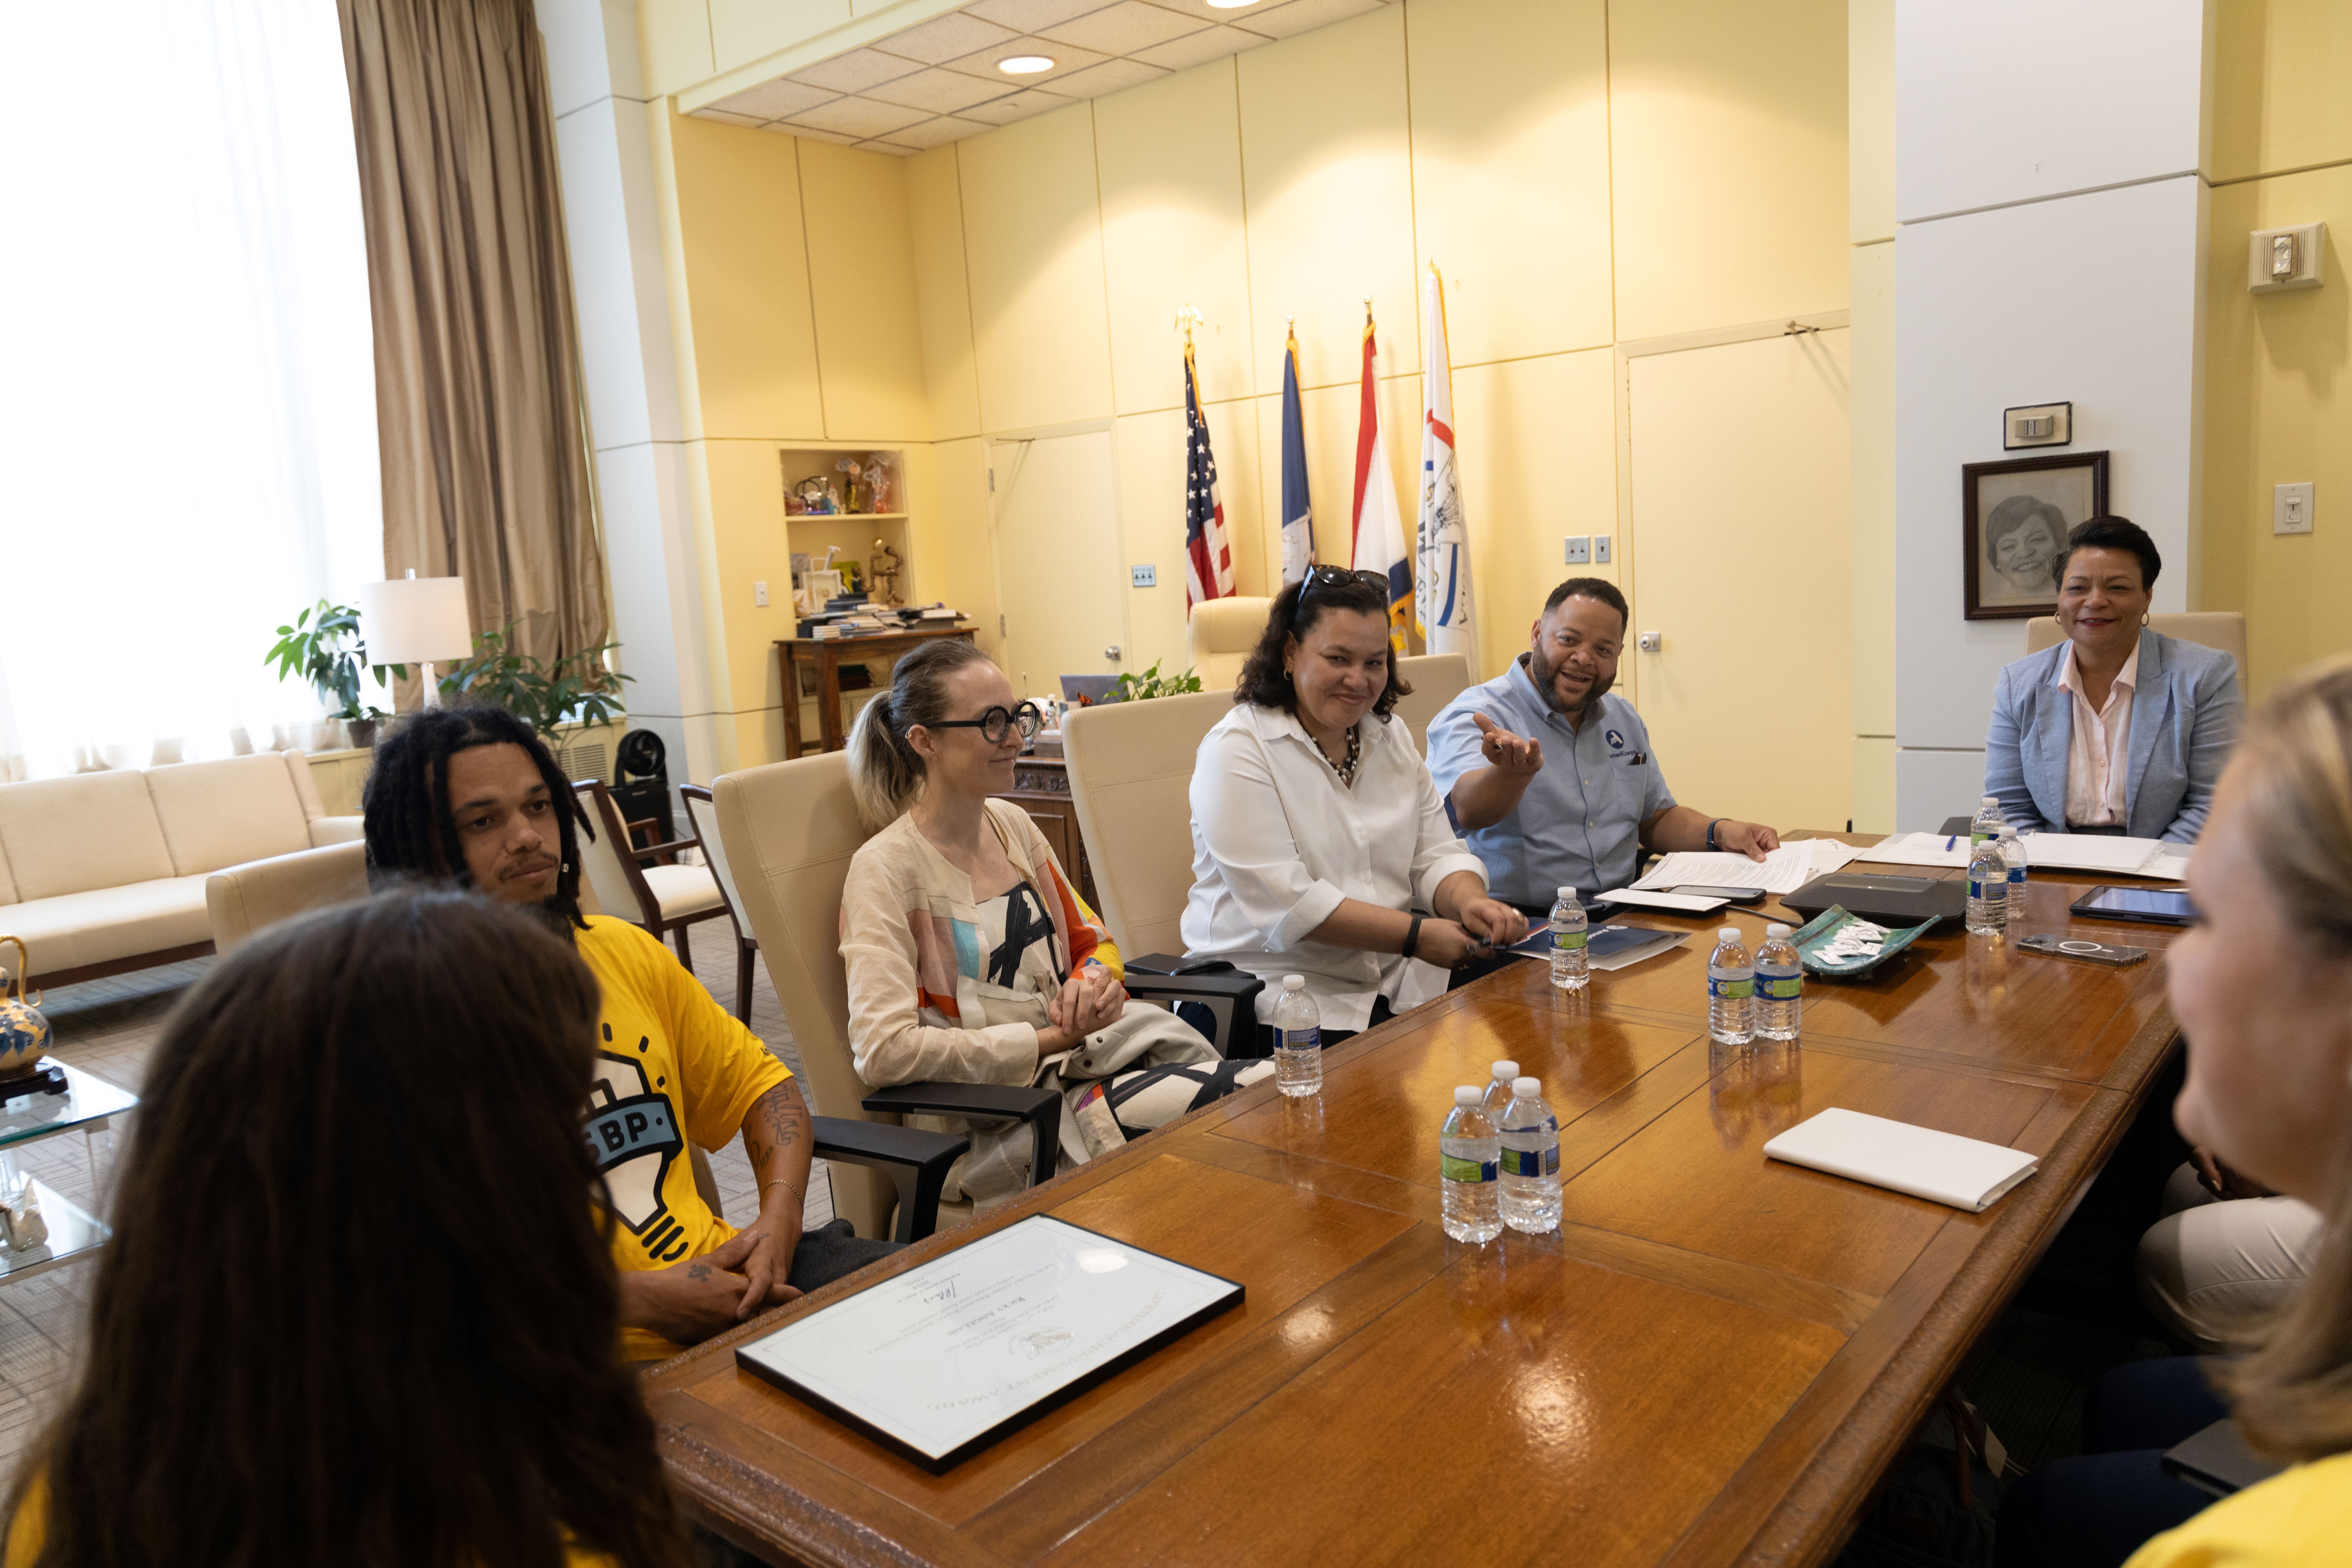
[1708,970,1754,1000]
[1501,1143,1560,1178]
[1758,974,1802,1000]
[1440,1154,1497,1184]
[1281,1027,1320,1051]
[2007,866,2028,884]
[1971,830,1992,846]
[1969,875,2002,901]
[1553,930,1587,952]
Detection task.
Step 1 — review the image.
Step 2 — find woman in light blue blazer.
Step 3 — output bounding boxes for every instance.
[1984,516,2242,844]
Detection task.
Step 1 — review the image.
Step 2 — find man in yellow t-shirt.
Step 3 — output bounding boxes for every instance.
[363,706,897,1359]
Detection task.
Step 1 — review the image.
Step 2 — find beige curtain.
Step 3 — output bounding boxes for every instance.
[338,0,608,673]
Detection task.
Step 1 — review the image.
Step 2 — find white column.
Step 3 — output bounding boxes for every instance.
[1891,0,2213,827]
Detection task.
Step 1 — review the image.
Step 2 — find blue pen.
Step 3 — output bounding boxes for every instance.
[1944,835,1956,851]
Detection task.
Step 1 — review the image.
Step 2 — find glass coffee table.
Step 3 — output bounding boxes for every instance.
[0,1061,137,1284]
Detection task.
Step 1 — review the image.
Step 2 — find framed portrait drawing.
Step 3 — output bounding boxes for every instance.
[1962,450,2109,620]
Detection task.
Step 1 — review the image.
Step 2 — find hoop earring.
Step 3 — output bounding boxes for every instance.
[2143,613,2151,626]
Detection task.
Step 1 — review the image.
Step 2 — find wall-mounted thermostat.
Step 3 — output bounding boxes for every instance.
[2004,401,2073,449]
[2249,223,2325,294]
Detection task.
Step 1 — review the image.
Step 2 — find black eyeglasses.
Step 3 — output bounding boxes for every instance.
[923,702,1044,745]
[1294,565,1391,623]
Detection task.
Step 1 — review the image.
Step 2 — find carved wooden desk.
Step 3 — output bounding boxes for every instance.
[647,841,2184,1567]
[776,627,975,758]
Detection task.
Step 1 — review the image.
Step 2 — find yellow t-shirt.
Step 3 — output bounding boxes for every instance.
[575,917,791,1361]
[2124,1449,2352,1567]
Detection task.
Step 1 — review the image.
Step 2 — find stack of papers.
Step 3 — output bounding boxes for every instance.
[1762,1108,2039,1211]
[1499,924,1690,971]
[1631,838,1862,898]
[1854,831,2188,881]
[1852,832,1975,868]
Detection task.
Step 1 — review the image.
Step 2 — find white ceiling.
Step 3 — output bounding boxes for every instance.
[689,0,1387,155]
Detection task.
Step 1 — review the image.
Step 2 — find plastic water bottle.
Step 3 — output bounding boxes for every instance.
[1966,837,2010,935]
[1707,926,1755,1047]
[1755,923,1803,1042]
[1549,886,1589,991]
[1439,1087,1503,1243]
[1479,1059,1521,1118]
[1999,824,2028,891]
[1970,794,2007,847]
[1498,1077,1562,1233]
[1271,974,1321,1098]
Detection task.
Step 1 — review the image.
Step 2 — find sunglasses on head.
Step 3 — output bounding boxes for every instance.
[922,701,1044,746]
[1293,565,1391,623]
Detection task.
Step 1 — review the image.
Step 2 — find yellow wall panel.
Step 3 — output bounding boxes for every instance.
[1448,349,1618,683]
[700,439,801,724]
[638,0,715,97]
[906,147,982,441]
[798,141,930,442]
[1848,0,1895,243]
[1404,0,1613,364]
[1609,0,1848,340]
[666,113,826,439]
[1851,735,1895,833]
[709,0,852,76]
[1238,5,1420,389]
[910,438,1002,663]
[1849,240,1895,735]
[2212,0,2352,182]
[958,104,1115,432]
[2201,166,2352,701]
[1096,61,1257,414]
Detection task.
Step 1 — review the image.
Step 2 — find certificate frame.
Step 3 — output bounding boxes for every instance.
[734,1214,1244,1474]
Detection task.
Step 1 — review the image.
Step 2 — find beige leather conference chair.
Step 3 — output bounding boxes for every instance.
[713,752,1058,1241]
[1185,596,1272,693]
[204,841,368,956]
[1393,652,1474,752]
[1060,688,1233,961]
[2024,611,2247,678]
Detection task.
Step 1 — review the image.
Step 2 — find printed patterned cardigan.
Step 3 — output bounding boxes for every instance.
[839,798,1123,1091]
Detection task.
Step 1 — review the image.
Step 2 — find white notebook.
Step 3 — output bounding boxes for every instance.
[1762,1108,2039,1212]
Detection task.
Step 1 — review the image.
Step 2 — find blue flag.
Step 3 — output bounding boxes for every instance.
[1280,329,1313,586]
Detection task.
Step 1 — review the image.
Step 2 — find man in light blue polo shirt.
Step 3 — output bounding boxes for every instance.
[1426,577,1780,912]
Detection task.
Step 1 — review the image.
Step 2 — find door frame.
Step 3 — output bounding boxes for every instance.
[983,420,1132,692]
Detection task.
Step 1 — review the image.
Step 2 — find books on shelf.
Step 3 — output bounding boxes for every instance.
[796,602,967,640]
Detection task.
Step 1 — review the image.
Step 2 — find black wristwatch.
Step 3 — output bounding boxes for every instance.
[1402,912,1424,960]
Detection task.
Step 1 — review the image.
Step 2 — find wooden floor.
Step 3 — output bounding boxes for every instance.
[0,919,828,1483]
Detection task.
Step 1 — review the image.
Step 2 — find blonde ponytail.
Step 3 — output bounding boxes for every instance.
[844,639,993,833]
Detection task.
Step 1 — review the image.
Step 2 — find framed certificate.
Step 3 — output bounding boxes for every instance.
[736,1214,1244,1473]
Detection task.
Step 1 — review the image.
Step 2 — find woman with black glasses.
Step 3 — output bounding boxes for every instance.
[840,639,1265,1207]
[1183,569,1528,1049]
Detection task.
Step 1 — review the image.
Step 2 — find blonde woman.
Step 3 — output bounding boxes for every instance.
[839,640,1266,1208]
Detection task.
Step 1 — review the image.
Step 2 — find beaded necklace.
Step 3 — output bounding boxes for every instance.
[1310,722,1362,788]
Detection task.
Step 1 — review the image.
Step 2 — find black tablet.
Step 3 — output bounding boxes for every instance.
[2070,884,2198,927]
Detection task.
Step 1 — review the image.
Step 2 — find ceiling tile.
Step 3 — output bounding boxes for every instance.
[1038,1,1208,54]
[689,108,768,127]
[1131,22,1270,69]
[862,66,1008,114]
[940,35,1109,87]
[1231,0,1380,41]
[784,95,933,138]
[768,121,857,145]
[857,140,922,156]
[1044,57,1170,98]
[710,77,841,122]
[885,115,993,149]
[957,87,1074,125]
[966,0,1119,32]
[1141,0,1284,18]
[788,48,923,94]
[870,11,1021,64]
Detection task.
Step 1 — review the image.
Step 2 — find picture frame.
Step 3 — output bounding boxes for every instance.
[1962,450,2109,620]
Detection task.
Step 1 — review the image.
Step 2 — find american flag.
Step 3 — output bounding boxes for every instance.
[1183,346,1235,610]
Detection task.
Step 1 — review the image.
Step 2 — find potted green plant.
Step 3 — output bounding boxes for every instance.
[1112,660,1205,702]
[437,622,632,733]
[264,601,407,749]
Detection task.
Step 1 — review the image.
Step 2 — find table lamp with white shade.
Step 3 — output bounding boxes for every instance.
[357,571,474,709]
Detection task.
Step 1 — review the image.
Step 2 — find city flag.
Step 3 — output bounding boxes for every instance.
[1279,328,1314,586]
[1350,313,1411,651]
[1415,264,1474,668]
[1183,343,1235,611]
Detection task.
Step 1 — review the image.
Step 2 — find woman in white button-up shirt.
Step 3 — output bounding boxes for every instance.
[1182,569,1528,1041]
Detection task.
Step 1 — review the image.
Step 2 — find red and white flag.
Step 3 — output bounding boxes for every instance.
[1351,311,1411,651]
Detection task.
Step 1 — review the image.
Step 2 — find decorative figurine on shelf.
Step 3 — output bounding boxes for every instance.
[864,453,897,514]
[794,475,837,515]
[785,490,806,516]
[0,938,50,1083]
[868,538,903,606]
[836,456,866,514]
[841,560,862,594]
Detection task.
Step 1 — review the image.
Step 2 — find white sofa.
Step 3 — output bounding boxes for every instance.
[0,751,362,989]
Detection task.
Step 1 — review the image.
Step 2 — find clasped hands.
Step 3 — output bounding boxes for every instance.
[1418,896,1529,969]
[1039,961,1126,1054]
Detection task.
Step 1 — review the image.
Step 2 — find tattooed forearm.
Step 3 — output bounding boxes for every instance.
[742,1082,813,1194]
[687,1263,711,1281]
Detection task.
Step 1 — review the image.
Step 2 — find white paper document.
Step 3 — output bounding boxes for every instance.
[736,1215,1238,1468]
[2021,833,2185,878]
[1763,1107,2039,1212]
[1597,888,1729,913]
[1851,832,1975,869]
[1631,839,1861,897]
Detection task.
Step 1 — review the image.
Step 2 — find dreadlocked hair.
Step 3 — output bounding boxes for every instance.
[363,704,593,934]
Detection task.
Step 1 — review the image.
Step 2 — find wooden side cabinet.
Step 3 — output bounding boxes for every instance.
[994,757,1100,915]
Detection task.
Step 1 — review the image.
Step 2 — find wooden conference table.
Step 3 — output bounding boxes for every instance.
[647,838,2186,1567]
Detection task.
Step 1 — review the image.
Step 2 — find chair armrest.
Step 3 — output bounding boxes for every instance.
[630,835,696,864]
[1122,971,1265,1060]
[307,816,365,847]
[811,1116,971,1244]
[861,1083,1060,1193]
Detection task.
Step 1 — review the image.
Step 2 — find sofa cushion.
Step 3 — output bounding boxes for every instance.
[146,753,313,877]
[0,875,214,980]
[0,835,15,908]
[0,771,175,902]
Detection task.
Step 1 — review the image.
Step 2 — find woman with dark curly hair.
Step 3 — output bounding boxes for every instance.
[1182,567,1527,1049]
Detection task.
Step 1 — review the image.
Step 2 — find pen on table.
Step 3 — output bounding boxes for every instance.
[1943,836,1956,852]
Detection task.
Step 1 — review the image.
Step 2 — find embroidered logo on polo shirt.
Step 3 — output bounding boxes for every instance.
[1604,728,1626,752]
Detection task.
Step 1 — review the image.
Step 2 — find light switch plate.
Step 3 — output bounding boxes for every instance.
[1593,533,1612,564]
[2249,223,2326,293]
[2003,401,2073,449]
[1563,535,1590,565]
[754,580,769,607]
[2275,482,2315,535]
[1130,564,1157,588]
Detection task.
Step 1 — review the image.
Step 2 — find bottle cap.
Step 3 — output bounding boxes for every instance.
[1281,973,1305,989]
[1718,925,1741,942]
[1558,885,1577,900]
[1490,1059,1519,1081]
[1512,1076,1541,1097]
[1455,1086,1482,1106]
[1766,923,1791,938]
[1982,794,1999,806]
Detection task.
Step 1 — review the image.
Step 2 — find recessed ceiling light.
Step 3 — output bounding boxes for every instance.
[997,54,1055,74]
[1206,0,1261,7]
